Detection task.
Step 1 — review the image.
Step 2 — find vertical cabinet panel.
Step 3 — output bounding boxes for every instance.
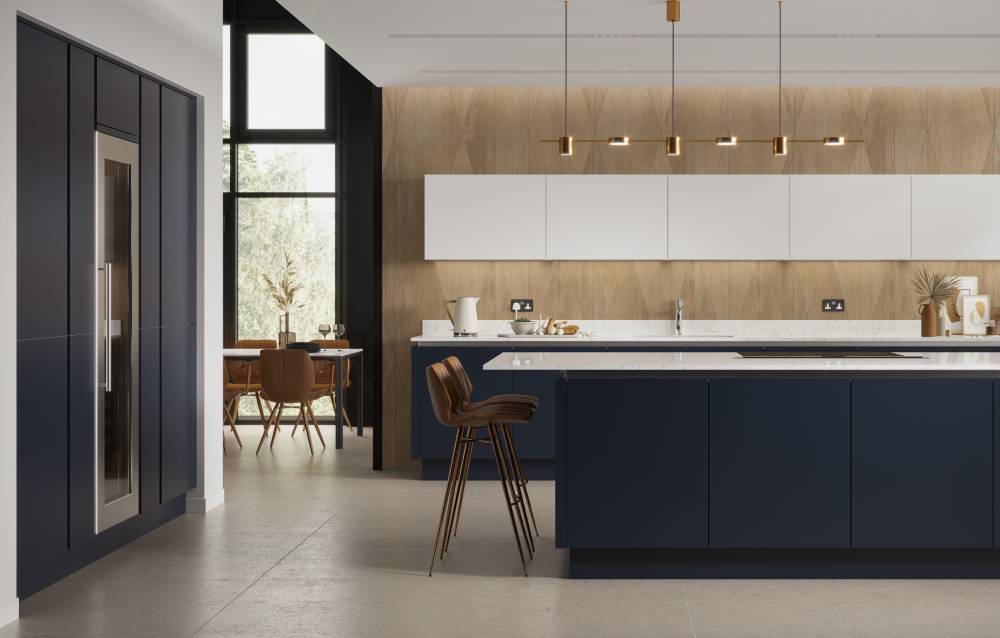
[789,175,911,260]
[564,378,708,548]
[140,329,161,513]
[17,337,69,596]
[96,58,140,136]
[852,379,994,548]
[160,324,196,502]
[160,87,196,326]
[669,176,790,260]
[140,79,162,329]
[911,175,1000,260]
[17,23,68,340]
[69,46,96,335]
[709,378,850,548]
[424,175,546,260]
[68,334,96,546]
[546,175,669,260]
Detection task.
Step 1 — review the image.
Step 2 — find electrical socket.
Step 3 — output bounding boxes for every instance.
[822,299,846,312]
[510,298,534,313]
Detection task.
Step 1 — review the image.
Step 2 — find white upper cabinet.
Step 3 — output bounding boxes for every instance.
[912,175,1000,260]
[668,175,790,260]
[545,175,669,260]
[790,176,911,260]
[424,175,546,260]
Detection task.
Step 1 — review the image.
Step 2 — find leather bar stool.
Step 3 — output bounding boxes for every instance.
[442,356,540,539]
[425,362,537,577]
[257,349,327,455]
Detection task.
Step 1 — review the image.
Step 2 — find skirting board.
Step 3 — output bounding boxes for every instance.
[186,489,225,513]
[0,598,18,628]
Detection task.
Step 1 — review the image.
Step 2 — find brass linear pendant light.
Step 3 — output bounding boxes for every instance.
[544,0,860,156]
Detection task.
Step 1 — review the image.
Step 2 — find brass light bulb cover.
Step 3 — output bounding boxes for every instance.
[559,136,574,156]
[823,136,846,146]
[608,136,631,146]
[772,135,788,156]
[716,136,738,147]
[666,136,681,156]
[667,0,680,22]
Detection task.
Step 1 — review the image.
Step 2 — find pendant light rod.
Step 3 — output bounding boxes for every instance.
[777,0,783,138]
[671,20,676,137]
[564,0,568,139]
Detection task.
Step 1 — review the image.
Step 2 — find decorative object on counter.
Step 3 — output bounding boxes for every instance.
[947,276,978,335]
[962,294,990,336]
[444,297,479,336]
[263,251,304,348]
[510,318,536,335]
[318,323,332,339]
[911,268,961,337]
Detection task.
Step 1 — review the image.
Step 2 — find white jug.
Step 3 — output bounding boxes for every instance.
[445,297,479,336]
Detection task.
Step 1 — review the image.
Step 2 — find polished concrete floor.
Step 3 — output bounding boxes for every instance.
[5,424,1000,637]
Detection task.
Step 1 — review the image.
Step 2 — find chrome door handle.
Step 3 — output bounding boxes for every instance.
[103,261,112,392]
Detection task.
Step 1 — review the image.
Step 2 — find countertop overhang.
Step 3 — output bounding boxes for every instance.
[413,334,1000,348]
[482,351,1000,373]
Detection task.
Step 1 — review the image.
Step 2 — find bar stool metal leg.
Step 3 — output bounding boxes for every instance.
[451,430,474,539]
[429,428,464,576]
[488,424,528,576]
[442,426,471,553]
[502,424,538,537]
[497,425,534,558]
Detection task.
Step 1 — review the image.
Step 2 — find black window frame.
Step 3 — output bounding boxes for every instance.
[222,11,342,346]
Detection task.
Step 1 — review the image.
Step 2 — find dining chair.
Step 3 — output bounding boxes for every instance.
[223,383,242,453]
[297,339,356,433]
[257,348,327,454]
[226,339,278,432]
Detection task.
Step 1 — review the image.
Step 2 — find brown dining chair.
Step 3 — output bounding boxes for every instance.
[226,339,278,432]
[302,339,356,433]
[425,361,537,576]
[223,383,242,453]
[257,349,327,455]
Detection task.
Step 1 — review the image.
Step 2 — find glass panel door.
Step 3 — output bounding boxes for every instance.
[95,132,140,533]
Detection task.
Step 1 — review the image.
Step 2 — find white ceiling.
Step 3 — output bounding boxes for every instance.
[276,0,1000,87]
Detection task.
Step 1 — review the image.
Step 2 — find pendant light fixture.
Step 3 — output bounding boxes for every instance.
[666,0,681,156]
[558,0,573,157]
[771,0,788,157]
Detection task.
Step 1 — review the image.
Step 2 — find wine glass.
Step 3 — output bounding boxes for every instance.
[334,324,346,339]
[318,323,332,339]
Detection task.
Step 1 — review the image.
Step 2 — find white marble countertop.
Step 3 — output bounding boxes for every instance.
[483,351,1000,373]
[412,320,1000,348]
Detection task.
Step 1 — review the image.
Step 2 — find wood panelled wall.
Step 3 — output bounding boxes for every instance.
[382,86,1000,470]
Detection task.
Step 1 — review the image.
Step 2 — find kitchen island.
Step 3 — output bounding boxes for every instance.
[484,351,1000,578]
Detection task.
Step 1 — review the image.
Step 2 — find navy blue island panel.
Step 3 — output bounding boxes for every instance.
[710,378,850,549]
[852,379,994,549]
[563,377,708,548]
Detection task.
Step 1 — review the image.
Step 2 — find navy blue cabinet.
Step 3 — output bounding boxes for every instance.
[852,379,994,548]
[17,23,67,341]
[68,46,95,336]
[160,324,196,502]
[96,58,140,136]
[140,329,162,514]
[160,87,196,328]
[68,334,96,547]
[17,337,69,596]
[709,378,851,548]
[563,377,709,548]
[140,78,161,329]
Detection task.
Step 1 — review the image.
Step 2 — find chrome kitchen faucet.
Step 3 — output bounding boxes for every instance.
[675,298,684,335]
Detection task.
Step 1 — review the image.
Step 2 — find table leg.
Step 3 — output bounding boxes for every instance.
[357,353,364,437]
[335,357,344,449]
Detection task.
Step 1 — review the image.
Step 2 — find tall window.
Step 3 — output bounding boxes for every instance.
[223,22,339,346]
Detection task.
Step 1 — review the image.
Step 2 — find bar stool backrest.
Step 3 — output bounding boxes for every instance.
[260,349,315,403]
[442,356,474,403]
[426,362,462,427]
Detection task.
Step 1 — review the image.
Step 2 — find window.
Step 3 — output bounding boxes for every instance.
[247,34,326,130]
[224,20,340,353]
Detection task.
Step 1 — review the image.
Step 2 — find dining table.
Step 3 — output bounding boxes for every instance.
[222,348,364,449]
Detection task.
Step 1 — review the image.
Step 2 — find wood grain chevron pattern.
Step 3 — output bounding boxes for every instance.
[381,86,1000,470]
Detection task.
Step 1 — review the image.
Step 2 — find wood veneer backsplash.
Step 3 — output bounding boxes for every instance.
[381,86,1000,469]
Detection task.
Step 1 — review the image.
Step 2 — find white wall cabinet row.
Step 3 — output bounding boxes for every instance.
[424,174,1000,261]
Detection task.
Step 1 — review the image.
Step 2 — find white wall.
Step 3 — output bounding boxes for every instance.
[0,0,223,622]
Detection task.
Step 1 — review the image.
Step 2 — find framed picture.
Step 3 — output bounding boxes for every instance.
[948,276,979,335]
[962,294,990,336]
